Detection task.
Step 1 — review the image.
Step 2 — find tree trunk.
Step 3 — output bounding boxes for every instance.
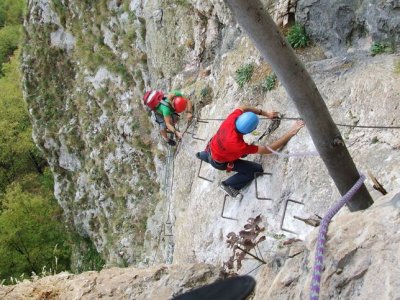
[28,150,44,174]
[225,0,373,211]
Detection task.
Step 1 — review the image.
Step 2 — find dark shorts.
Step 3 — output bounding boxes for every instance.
[154,112,180,130]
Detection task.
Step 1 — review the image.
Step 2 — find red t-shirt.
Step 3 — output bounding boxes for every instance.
[209,109,258,162]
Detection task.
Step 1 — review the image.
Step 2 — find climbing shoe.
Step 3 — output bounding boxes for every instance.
[219,182,240,198]
[166,138,176,146]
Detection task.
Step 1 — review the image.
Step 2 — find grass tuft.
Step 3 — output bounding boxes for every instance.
[286,24,310,49]
[262,73,277,92]
[370,42,394,56]
[235,64,254,88]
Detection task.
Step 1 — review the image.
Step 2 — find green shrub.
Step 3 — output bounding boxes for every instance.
[200,86,211,98]
[235,64,254,88]
[370,42,394,56]
[0,0,25,27]
[0,51,43,190]
[0,25,22,73]
[0,183,72,284]
[286,24,310,49]
[262,73,277,91]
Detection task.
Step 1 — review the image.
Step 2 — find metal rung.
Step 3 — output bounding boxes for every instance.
[221,194,243,221]
[254,172,273,200]
[187,130,206,141]
[188,119,207,141]
[163,223,173,237]
[197,160,214,182]
[280,199,304,235]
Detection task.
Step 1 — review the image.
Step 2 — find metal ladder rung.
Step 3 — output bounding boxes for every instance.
[280,199,305,234]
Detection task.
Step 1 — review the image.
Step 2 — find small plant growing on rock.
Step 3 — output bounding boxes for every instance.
[370,42,394,56]
[223,215,266,274]
[200,86,210,98]
[262,73,277,91]
[286,24,310,49]
[235,63,254,88]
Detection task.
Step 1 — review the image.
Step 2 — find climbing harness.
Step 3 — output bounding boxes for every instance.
[226,162,234,172]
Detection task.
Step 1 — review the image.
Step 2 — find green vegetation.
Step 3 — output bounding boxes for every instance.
[0,53,48,192]
[0,52,104,283]
[71,237,105,273]
[262,73,277,92]
[0,0,24,75]
[395,59,400,75]
[286,24,310,49]
[0,0,25,27]
[68,2,135,85]
[0,49,72,285]
[370,42,394,56]
[0,0,105,283]
[200,86,211,99]
[50,0,67,27]
[0,180,71,283]
[235,63,254,88]
[0,25,21,74]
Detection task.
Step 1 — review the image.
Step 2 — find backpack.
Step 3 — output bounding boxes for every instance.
[143,90,170,110]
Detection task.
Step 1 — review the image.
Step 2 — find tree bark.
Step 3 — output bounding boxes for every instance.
[225,0,373,211]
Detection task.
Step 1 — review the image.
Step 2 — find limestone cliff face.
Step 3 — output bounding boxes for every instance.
[1,192,399,299]
[22,0,399,273]
[252,190,400,300]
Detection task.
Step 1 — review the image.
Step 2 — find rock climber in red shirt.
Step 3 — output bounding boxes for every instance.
[196,106,304,197]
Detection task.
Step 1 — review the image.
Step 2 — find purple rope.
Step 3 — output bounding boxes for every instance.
[310,174,366,300]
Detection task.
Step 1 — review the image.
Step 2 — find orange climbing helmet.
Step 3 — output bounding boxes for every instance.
[173,96,188,113]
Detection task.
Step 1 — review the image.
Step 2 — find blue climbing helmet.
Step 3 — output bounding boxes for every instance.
[235,112,259,134]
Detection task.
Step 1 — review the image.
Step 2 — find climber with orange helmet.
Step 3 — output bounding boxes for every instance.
[151,90,193,146]
[196,106,304,197]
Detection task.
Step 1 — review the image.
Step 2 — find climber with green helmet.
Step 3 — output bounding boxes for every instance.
[196,106,304,197]
[144,89,193,146]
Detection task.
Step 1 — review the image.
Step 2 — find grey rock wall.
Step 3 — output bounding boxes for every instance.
[1,191,399,299]
[22,0,400,272]
[253,190,400,299]
[296,0,400,55]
